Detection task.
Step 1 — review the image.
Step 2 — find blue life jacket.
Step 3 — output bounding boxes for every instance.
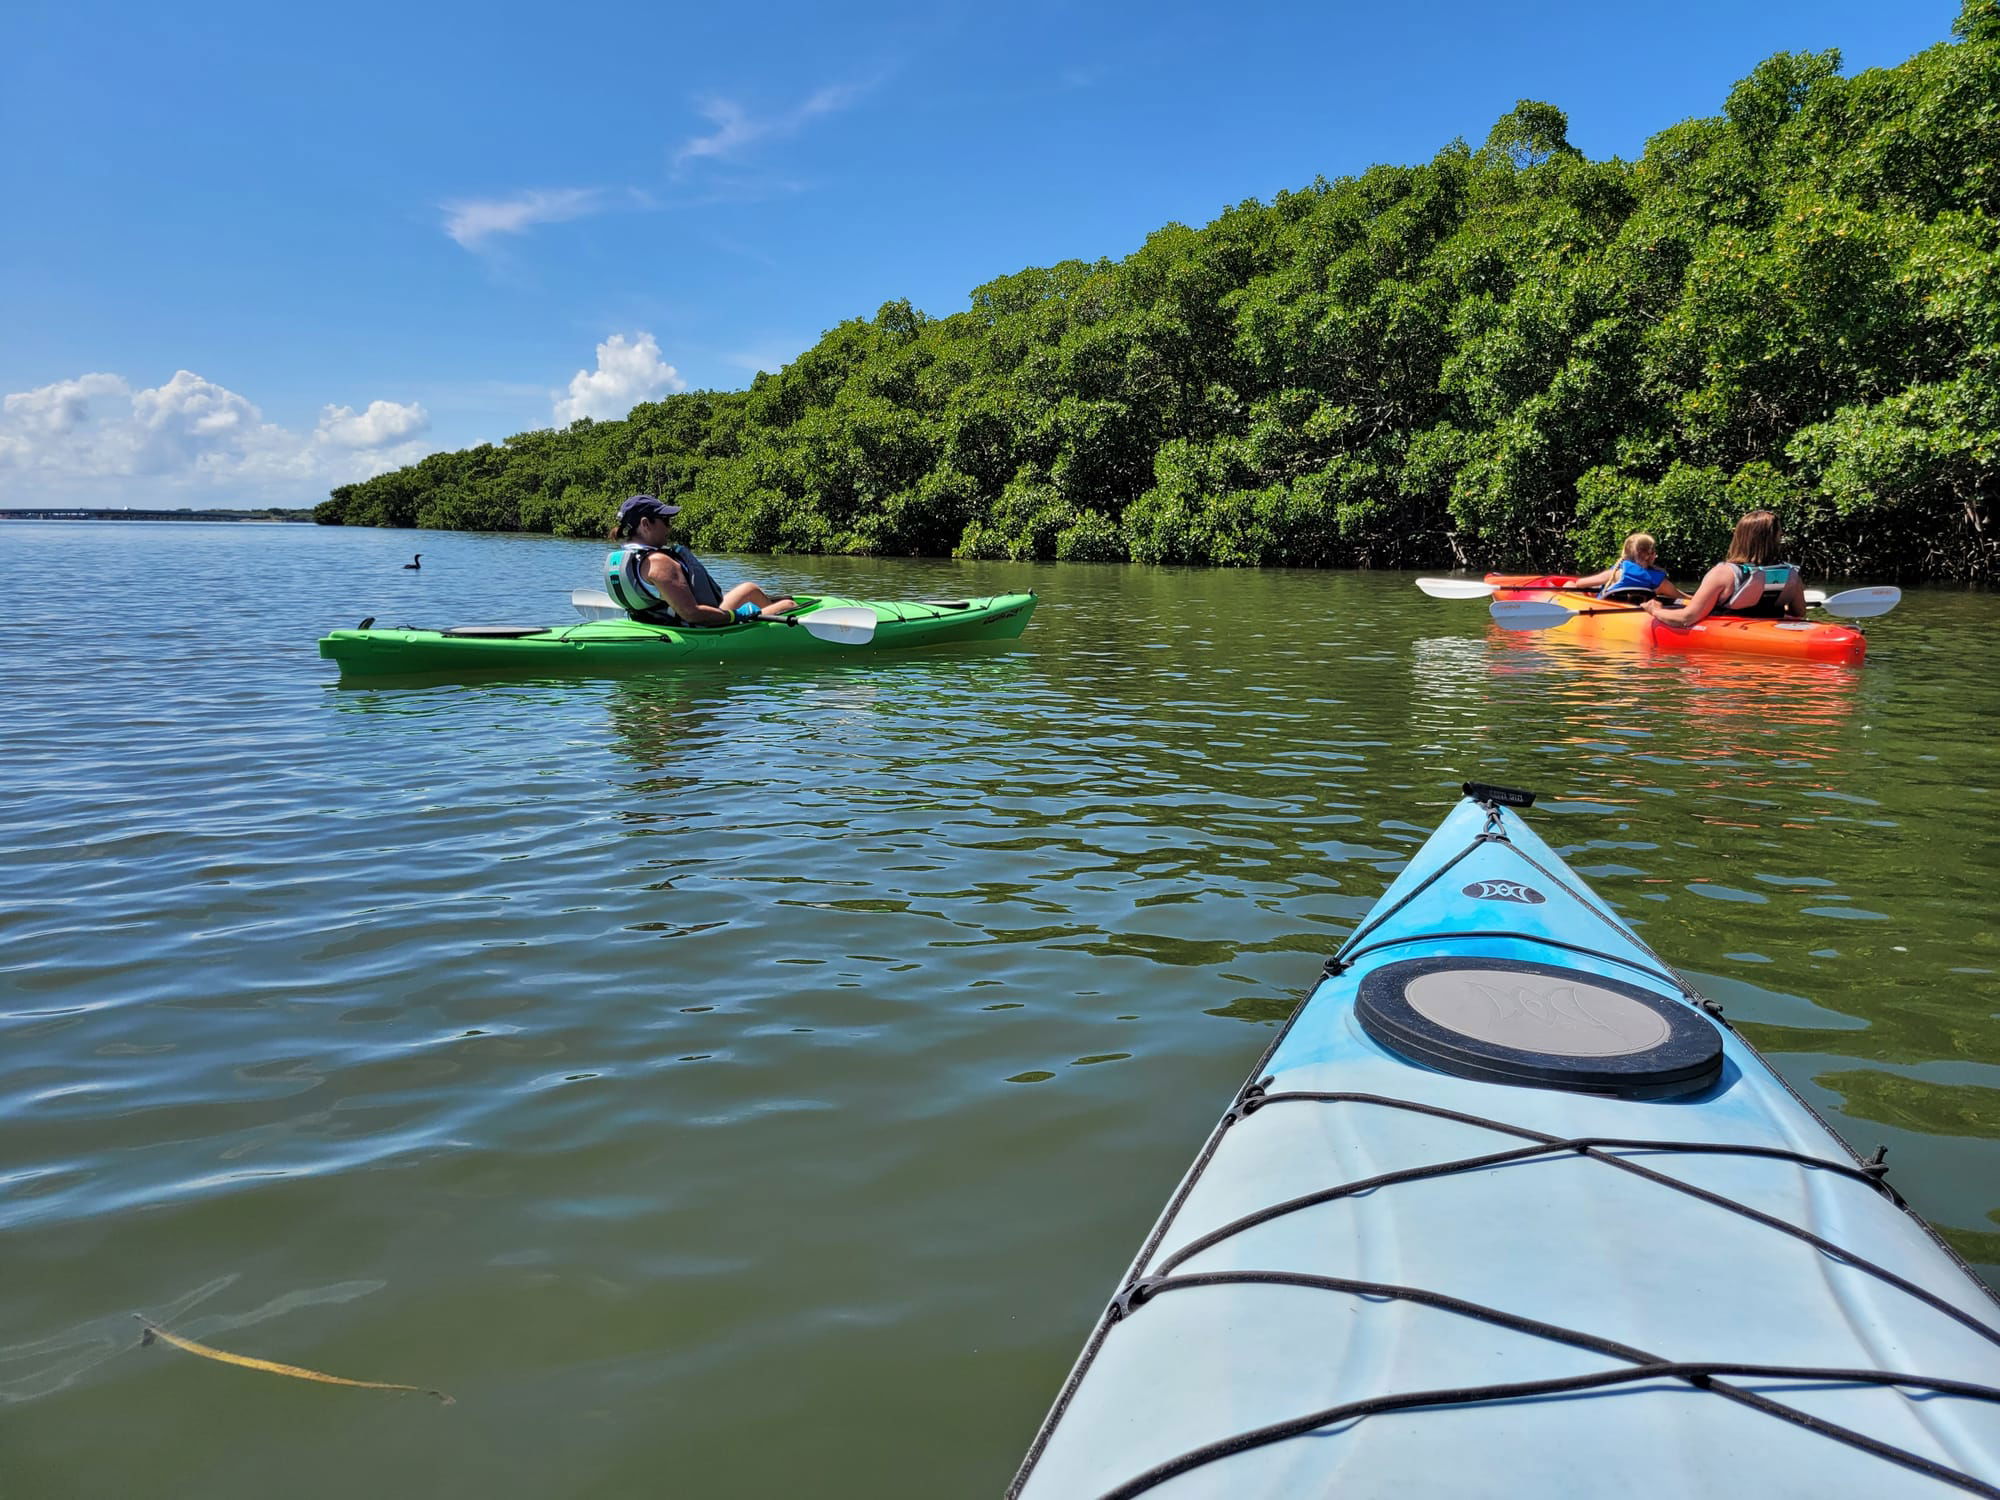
[605,543,725,623]
[1716,562,1798,617]
[1598,560,1668,603]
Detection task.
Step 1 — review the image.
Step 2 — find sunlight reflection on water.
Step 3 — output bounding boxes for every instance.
[0,524,1994,1495]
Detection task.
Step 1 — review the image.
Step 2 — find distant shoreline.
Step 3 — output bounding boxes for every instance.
[0,509,315,523]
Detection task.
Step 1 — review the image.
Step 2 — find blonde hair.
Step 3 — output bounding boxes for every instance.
[1622,532,1656,561]
[1725,510,1782,566]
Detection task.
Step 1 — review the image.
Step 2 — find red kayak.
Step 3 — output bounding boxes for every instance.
[1485,575,1867,665]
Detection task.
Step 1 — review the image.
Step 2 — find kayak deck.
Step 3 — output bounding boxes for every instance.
[1486,574,1866,663]
[318,592,1036,679]
[1010,787,2000,1497]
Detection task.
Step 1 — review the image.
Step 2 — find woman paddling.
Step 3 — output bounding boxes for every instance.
[1644,509,1807,630]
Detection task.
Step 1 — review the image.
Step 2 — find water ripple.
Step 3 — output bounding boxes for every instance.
[0,526,1994,1495]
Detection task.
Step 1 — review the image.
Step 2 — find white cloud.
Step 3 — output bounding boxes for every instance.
[553,333,687,425]
[673,81,872,171]
[2,372,129,435]
[128,370,266,472]
[676,99,759,166]
[0,370,438,503]
[441,187,604,249]
[317,399,430,448]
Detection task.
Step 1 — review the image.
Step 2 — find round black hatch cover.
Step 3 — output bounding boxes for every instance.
[1355,956,1722,1100]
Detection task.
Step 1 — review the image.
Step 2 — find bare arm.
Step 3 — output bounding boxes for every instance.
[1644,564,1732,629]
[643,554,736,627]
[1776,574,1808,619]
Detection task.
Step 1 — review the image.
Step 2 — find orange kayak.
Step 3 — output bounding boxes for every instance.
[1485,574,1867,664]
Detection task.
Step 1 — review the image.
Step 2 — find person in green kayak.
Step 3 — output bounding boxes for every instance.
[1643,509,1807,630]
[604,495,797,627]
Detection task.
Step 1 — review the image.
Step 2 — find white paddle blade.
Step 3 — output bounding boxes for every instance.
[1416,577,1499,600]
[793,606,878,645]
[1489,599,1577,631]
[1818,586,1901,619]
[1803,588,1828,606]
[571,587,626,622]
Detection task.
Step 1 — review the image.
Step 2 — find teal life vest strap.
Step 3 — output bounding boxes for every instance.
[604,543,727,622]
[605,545,667,617]
[1720,562,1797,615]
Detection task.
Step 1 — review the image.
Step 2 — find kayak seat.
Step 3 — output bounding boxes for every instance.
[1356,955,1724,1100]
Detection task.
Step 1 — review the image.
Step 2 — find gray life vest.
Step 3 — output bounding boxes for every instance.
[604,543,725,623]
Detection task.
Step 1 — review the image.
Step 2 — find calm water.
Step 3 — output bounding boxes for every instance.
[2,521,1996,1497]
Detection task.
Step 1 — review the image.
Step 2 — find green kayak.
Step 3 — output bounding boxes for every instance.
[319,592,1037,680]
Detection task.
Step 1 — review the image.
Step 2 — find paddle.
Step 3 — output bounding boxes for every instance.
[1810,586,1902,617]
[1422,578,1898,618]
[1415,577,1504,599]
[1490,586,1902,631]
[571,588,628,622]
[569,588,879,644]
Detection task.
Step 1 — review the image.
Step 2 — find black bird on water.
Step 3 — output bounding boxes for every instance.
[403,554,422,570]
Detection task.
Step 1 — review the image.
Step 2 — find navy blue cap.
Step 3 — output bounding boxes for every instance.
[618,494,680,531]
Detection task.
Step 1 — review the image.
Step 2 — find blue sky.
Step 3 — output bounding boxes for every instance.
[0,0,1966,507]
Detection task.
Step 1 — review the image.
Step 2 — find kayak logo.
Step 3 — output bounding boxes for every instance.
[1462,880,1546,906]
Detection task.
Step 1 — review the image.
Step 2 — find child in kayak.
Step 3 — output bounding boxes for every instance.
[1645,509,1807,629]
[1573,533,1682,604]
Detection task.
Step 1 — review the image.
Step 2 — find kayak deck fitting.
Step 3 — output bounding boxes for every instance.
[1010,784,2000,1498]
[1485,573,1867,663]
[318,592,1037,679]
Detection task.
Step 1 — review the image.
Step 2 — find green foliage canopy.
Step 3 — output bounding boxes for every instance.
[319,5,2000,581]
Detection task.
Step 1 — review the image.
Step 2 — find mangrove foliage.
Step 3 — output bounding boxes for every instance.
[317,4,2000,580]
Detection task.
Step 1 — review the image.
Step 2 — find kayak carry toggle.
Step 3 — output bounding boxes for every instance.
[1462,781,1537,808]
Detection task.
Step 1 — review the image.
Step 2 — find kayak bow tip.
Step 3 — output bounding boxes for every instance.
[1462,781,1536,808]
